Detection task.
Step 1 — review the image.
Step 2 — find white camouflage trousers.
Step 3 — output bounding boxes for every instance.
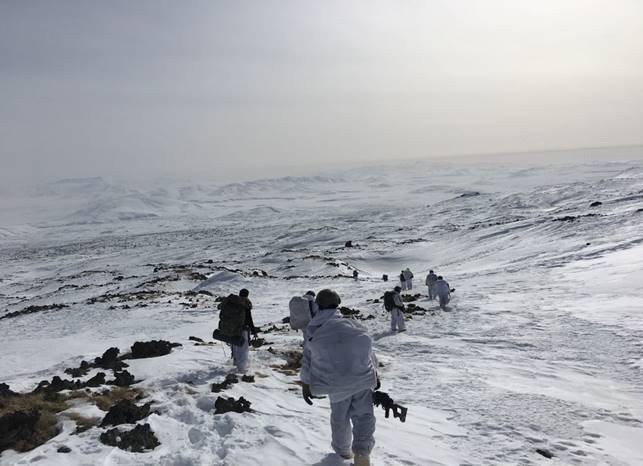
[390,308,406,332]
[330,389,376,457]
[231,329,250,372]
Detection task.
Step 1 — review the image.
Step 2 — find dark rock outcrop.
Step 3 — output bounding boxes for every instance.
[536,448,554,459]
[214,396,252,414]
[99,423,160,452]
[100,400,152,427]
[85,372,107,388]
[94,347,127,371]
[402,294,422,303]
[0,410,42,453]
[0,304,68,321]
[339,307,361,317]
[110,370,135,387]
[0,383,18,398]
[64,360,91,378]
[211,374,238,393]
[130,340,181,359]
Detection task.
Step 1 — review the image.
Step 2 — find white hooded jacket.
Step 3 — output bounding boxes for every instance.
[300,308,377,403]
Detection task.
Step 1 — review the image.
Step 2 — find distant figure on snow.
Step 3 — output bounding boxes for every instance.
[226,288,257,372]
[425,270,438,300]
[401,268,414,290]
[434,276,451,310]
[390,286,407,333]
[300,289,378,466]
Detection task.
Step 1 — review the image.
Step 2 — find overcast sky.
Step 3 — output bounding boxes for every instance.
[1,0,642,184]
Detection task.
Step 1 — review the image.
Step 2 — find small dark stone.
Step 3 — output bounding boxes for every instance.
[99,423,160,452]
[261,270,268,277]
[281,316,290,324]
[100,400,151,427]
[536,448,554,459]
[214,396,252,414]
[382,274,388,281]
[188,336,204,343]
[344,240,353,248]
[589,201,602,207]
[57,445,72,453]
[241,375,255,383]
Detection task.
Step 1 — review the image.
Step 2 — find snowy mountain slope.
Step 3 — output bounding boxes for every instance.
[1,157,643,465]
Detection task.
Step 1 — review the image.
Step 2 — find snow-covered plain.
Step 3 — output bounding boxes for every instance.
[1,155,643,465]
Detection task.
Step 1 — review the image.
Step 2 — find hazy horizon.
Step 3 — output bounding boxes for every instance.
[2,1,642,185]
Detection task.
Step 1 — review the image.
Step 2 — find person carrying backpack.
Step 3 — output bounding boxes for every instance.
[216,288,258,373]
[425,270,438,300]
[300,289,378,466]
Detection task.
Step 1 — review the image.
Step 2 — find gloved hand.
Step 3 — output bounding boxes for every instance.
[302,383,313,405]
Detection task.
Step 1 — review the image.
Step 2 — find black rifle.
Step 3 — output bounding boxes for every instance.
[372,390,408,423]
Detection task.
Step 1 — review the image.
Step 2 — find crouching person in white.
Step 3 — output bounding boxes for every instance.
[300,289,378,466]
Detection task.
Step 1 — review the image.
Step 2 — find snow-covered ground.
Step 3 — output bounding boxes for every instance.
[1,154,643,465]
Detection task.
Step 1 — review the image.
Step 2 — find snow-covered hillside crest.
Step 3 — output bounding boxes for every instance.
[1,157,643,465]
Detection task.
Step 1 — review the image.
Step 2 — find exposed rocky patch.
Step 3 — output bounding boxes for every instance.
[405,303,430,314]
[536,448,554,459]
[211,374,239,393]
[111,370,136,387]
[0,383,18,398]
[99,423,160,452]
[64,361,91,378]
[94,347,128,371]
[250,337,267,348]
[214,396,252,415]
[402,294,423,303]
[553,213,598,222]
[339,306,361,317]
[129,340,182,359]
[34,375,100,394]
[100,399,152,427]
[0,304,68,321]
